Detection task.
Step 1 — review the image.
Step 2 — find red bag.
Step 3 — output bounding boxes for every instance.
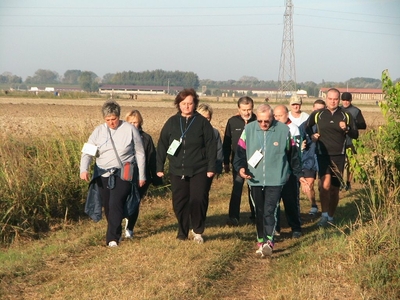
[120,162,134,181]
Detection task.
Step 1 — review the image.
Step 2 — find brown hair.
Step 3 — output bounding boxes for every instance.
[174,88,199,112]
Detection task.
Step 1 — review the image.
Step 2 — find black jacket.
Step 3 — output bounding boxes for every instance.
[140,129,162,186]
[157,112,217,177]
[222,113,257,165]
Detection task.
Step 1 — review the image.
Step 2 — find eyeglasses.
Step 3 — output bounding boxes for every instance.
[257,120,271,124]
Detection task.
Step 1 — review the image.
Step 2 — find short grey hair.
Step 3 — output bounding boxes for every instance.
[102,100,121,118]
[256,104,273,115]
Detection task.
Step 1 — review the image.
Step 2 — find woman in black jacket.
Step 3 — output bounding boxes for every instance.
[124,109,163,239]
[156,88,217,243]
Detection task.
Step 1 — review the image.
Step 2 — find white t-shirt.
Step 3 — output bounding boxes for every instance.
[289,111,309,127]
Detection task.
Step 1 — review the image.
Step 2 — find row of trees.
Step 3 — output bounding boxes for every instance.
[2,69,399,95]
[200,76,388,97]
[1,69,200,92]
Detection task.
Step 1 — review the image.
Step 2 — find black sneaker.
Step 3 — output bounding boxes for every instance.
[226,217,239,227]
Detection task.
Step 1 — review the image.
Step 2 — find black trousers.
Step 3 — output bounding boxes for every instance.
[126,181,150,231]
[170,172,209,239]
[228,168,255,220]
[250,185,282,241]
[276,174,302,232]
[99,176,131,244]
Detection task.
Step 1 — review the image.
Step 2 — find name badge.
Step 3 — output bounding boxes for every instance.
[167,139,182,156]
[248,150,263,168]
[81,143,98,157]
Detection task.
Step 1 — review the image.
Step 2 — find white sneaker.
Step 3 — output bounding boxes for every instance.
[108,241,118,247]
[125,229,134,239]
[191,230,204,244]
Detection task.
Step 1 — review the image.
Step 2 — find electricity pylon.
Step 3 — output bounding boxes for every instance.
[277,0,296,100]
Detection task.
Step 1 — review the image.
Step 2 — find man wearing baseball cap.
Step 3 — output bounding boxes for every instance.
[289,96,309,127]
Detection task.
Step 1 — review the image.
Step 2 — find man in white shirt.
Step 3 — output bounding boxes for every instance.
[289,96,309,127]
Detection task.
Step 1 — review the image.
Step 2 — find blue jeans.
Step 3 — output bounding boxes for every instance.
[250,185,282,242]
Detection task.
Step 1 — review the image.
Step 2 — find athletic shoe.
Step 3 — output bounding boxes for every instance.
[255,242,264,257]
[191,230,204,244]
[125,229,134,239]
[317,216,329,227]
[108,241,118,247]
[226,217,239,227]
[292,231,302,239]
[309,206,318,215]
[261,240,274,257]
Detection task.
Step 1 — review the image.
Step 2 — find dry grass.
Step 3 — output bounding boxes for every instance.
[0,96,389,299]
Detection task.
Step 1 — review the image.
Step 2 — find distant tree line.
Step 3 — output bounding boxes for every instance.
[200,76,388,97]
[102,69,200,90]
[2,69,399,96]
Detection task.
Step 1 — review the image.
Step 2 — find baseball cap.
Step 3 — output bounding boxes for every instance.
[290,97,302,105]
[341,92,352,101]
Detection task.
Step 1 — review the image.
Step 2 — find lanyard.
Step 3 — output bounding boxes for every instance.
[179,116,196,140]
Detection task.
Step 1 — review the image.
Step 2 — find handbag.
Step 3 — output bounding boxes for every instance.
[107,126,135,182]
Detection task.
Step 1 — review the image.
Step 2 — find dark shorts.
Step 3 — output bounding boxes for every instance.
[302,168,317,179]
[317,155,345,187]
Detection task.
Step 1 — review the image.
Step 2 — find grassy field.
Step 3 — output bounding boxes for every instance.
[0,96,397,300]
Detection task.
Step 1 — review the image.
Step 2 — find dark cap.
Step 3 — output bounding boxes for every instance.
[341,92,352,101]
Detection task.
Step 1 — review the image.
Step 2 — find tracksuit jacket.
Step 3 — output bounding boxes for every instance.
[233,120,303,186]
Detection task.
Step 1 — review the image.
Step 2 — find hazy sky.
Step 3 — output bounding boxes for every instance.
[0,0,399,83]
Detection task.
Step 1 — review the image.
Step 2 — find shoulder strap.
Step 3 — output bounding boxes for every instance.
[314,111,321,133]
[107,126,124,169]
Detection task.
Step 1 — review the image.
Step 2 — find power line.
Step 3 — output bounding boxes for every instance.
[296,13,400,26]
[296,24,400,37]
[0,23,282,28]
[296,6,400,19]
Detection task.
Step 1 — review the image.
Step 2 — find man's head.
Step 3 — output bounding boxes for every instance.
[341,92,352,108]
[237,96,254,122]
[273,105,289,124]
[256,104,274,131]
[290,96,302,114]
[313,99,326,111]
[325,88,341,112]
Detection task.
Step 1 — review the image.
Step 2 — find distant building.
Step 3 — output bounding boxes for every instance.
[319,88,384,101]
[296,89,308,97]
[99,85,184,95]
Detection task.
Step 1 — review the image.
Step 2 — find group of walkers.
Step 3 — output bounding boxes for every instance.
[79,87,365,258]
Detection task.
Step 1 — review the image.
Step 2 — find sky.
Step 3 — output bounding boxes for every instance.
[0,0,399,83]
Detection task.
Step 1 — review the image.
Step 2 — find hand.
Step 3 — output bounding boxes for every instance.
[157,171,164,178]
[80,171,90,182]
[138,180,146,187]
[339,121,347,131]
[301,140,307,151]
[311,133,320,142]
[238,168,252,179]
[207,172,215,178]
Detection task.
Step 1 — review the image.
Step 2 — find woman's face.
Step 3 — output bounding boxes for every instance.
[127,116,140,129]
[105,114,120,129]
[179,95,195,117]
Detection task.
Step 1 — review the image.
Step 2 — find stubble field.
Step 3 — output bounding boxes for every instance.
[0,95,384,142]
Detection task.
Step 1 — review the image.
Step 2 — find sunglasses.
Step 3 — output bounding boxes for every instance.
[257,120,271,124]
